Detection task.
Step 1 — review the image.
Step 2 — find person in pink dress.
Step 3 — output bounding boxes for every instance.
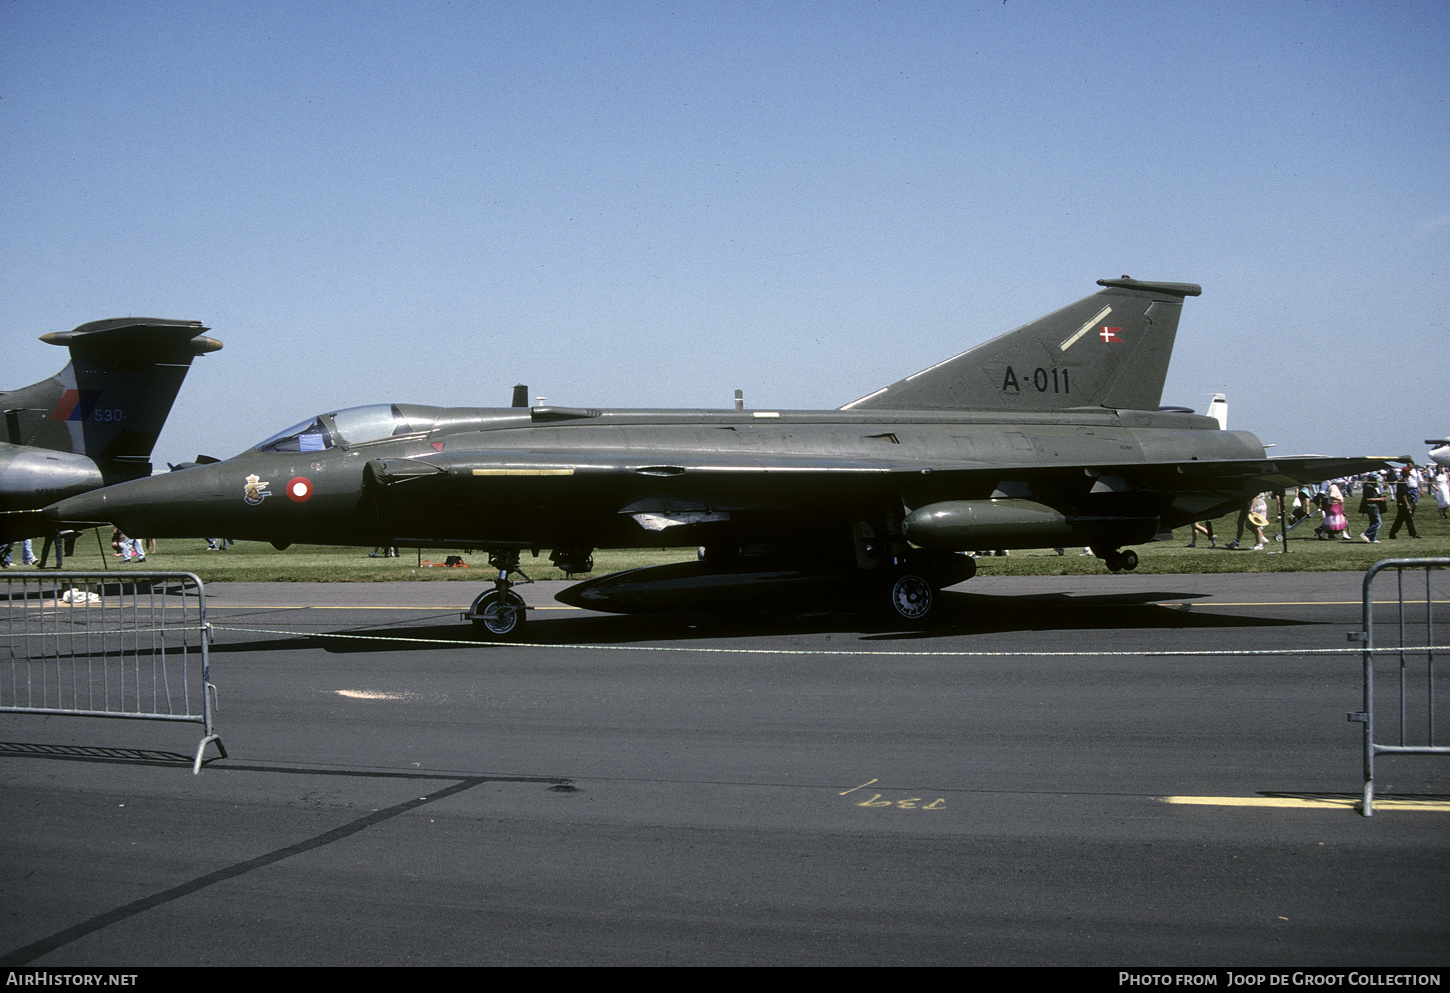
[1323,483,1353,540]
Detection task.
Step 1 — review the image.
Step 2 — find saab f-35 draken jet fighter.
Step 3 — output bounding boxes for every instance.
[1,318,221,544]
[45,278,1396,636]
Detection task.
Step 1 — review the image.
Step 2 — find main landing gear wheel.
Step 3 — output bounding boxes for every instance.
[471,589,527,638]
[887,573,934,623]
[1103,549,1139,573]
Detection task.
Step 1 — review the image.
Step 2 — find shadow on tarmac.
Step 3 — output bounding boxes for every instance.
[203,588,1309,653]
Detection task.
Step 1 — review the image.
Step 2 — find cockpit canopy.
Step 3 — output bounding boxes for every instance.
[253,404,440,454]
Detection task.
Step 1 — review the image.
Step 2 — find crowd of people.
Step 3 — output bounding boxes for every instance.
[1193,463,1449,551]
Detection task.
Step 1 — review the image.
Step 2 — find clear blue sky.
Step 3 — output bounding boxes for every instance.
[2,0,1446,466]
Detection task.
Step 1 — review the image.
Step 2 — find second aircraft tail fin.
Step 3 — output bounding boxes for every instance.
[0,318,221,476]
[842,278,1201,413]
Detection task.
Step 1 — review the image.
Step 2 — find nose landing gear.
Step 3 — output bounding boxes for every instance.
[1096,547,1139,573]
[465,549,532,638]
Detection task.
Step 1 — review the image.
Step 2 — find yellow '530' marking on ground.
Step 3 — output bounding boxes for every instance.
[840,779,946,810]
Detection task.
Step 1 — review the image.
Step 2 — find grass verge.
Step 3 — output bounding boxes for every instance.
[5,505,1446,582]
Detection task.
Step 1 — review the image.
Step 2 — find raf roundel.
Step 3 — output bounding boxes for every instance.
[286,477,314,503]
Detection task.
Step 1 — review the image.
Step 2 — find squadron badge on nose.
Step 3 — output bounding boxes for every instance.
[243,474,272,505]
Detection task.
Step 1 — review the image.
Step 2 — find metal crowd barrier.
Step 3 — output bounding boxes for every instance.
[1,571,225,773]
[1350,558,1450,815]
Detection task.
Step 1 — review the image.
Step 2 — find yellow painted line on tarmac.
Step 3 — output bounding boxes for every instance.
[203,599,1385,612]
[1166,601,1360,607]
[1163,796,1450,812]
[210,598,1400,614]
[205,603,577,611]
[1161,600,1450,607]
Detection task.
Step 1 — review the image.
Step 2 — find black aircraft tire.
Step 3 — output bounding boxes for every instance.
[471,589,527,639]
[1120,549,1139,571]
[886,573,934,624]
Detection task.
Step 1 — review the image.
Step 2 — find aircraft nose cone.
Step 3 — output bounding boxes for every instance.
[45,487,113,528]
[45,467,222,536]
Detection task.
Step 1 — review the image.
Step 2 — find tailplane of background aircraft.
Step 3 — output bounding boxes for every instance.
[1,318,221,473]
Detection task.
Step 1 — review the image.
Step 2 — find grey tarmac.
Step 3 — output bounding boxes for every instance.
[1,571,1446,967]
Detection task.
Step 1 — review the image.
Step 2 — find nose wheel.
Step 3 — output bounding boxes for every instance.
[464,549,531,639]
[470,588,527,637]
[1098,548,1139,573]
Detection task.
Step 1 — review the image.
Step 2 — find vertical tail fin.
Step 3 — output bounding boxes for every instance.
[1207,393,1228,430]
[1,318,221,473]
[842,278,1201,413]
